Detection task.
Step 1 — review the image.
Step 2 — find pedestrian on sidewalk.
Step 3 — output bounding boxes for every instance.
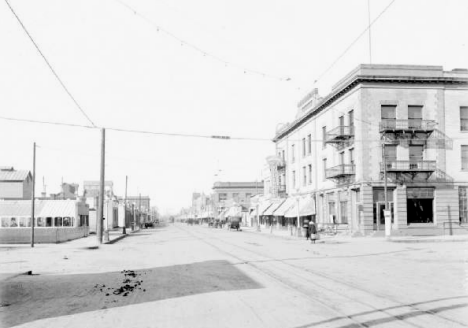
[303,219,310,240]
[310,222,318,244]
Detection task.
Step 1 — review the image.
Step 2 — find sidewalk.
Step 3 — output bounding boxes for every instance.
[0,227,137,250]
[240,225,468,243]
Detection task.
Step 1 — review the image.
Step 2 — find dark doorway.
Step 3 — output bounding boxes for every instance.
[407,199,433,224]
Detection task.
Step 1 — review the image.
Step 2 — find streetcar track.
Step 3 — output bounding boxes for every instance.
[179,225,466,328]
[179,225,370,328]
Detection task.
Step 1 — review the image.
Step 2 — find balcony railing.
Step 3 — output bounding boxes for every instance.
[381,160,436,172]
[325,164,356,179]
[325,126,354,144]
[379,119,436,133]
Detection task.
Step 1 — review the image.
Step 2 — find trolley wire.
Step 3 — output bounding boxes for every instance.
[4,0,97,127]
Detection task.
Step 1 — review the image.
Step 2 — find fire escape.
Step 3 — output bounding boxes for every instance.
[379,119,438,181]
[267,156,287,198]
[325,125,356,184]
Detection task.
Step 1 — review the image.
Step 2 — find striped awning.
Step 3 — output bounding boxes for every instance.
[272,197,296,216]
[263,199,286,216]
[250,201,273,217]
[284,196,316,218]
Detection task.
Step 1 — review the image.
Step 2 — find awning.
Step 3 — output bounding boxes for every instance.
[273,197,296,216]
[300,196,316,216]
[250,201,273,217]
[284,199,300,218]
[263,199,286,216]
[284,196,316,217]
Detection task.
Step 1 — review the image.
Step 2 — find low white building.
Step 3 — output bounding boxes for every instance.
[0,199,89,243]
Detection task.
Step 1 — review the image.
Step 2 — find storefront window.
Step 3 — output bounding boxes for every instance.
[460,187,468,224]
[19,217,31,227]
[1,217,10,227]
[63,217,73,227]
[54,217,63,227]
[46,217,53,227]
[10,217,18,227]
[340,201,348,224]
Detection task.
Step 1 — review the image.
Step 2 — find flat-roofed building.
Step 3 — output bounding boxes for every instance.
[270,64,468,236]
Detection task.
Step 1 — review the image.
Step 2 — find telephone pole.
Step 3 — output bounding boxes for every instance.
[31,142,36,248]
[123,175,128,234]
[97,128,105,244]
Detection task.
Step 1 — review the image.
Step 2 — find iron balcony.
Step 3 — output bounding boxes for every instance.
[325,164,356,179]
[381,160,436,173]
[325,126,354,144]
[379,119,436,133]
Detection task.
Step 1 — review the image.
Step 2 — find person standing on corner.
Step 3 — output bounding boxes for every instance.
[310,221,318,244]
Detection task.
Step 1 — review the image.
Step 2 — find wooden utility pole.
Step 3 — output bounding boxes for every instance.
[382,138,391,238]
[139,193,142,228]
[31,142,36,248]
[97,128,105,244]
[123,175,128,234]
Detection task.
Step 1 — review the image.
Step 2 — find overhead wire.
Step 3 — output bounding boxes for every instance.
[4,0,97,128]
[113,0,291,82]
[1,115,461,143]
[313,0,397,86]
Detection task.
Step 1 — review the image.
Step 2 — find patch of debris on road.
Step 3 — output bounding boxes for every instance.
[94,270,147,297]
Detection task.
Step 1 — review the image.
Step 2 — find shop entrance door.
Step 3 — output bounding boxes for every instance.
[374,202,394,231]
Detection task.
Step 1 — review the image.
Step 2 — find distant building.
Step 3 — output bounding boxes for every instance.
[0,199,89,243]
[0,167,33,200]
[50,183,79,200]
[83,181,119,232]
[123,196,151,226]
[191,192,213,222]
[212,181,263,218]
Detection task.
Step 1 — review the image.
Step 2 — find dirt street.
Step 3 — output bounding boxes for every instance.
[1,224,467,328]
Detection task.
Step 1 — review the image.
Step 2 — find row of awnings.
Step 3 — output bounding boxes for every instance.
[251,196,316,218]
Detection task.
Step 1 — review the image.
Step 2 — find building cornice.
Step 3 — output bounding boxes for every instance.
[273,75,468,142]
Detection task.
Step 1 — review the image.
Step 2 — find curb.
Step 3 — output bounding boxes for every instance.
[389,237,468,243]
[104,234,128,244]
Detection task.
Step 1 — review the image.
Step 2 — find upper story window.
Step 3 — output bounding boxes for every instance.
[461,107,468,131]
[291,144,295,163]
[408,105,423,129]
[322,126,327,148]
[339,152,345,165]
[323,158,327,180]
[384,145,397,162]
[462,145,468,171]
[307,134,312,155]
[339,116,344,127]
[302,138,306,157]
[349,148,354,166]
[381,105,396,119]
[219,193,227,201]
[308,164,312,184]
[292,170,296,188]
[303,166,307,186]
[349,110,354,127]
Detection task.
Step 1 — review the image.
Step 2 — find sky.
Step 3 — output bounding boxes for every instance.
[1,0,467,215]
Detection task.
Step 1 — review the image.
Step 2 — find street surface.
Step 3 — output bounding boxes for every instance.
[1,223,467,328]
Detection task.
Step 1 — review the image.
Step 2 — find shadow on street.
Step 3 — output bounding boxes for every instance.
[0,260,263,327]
